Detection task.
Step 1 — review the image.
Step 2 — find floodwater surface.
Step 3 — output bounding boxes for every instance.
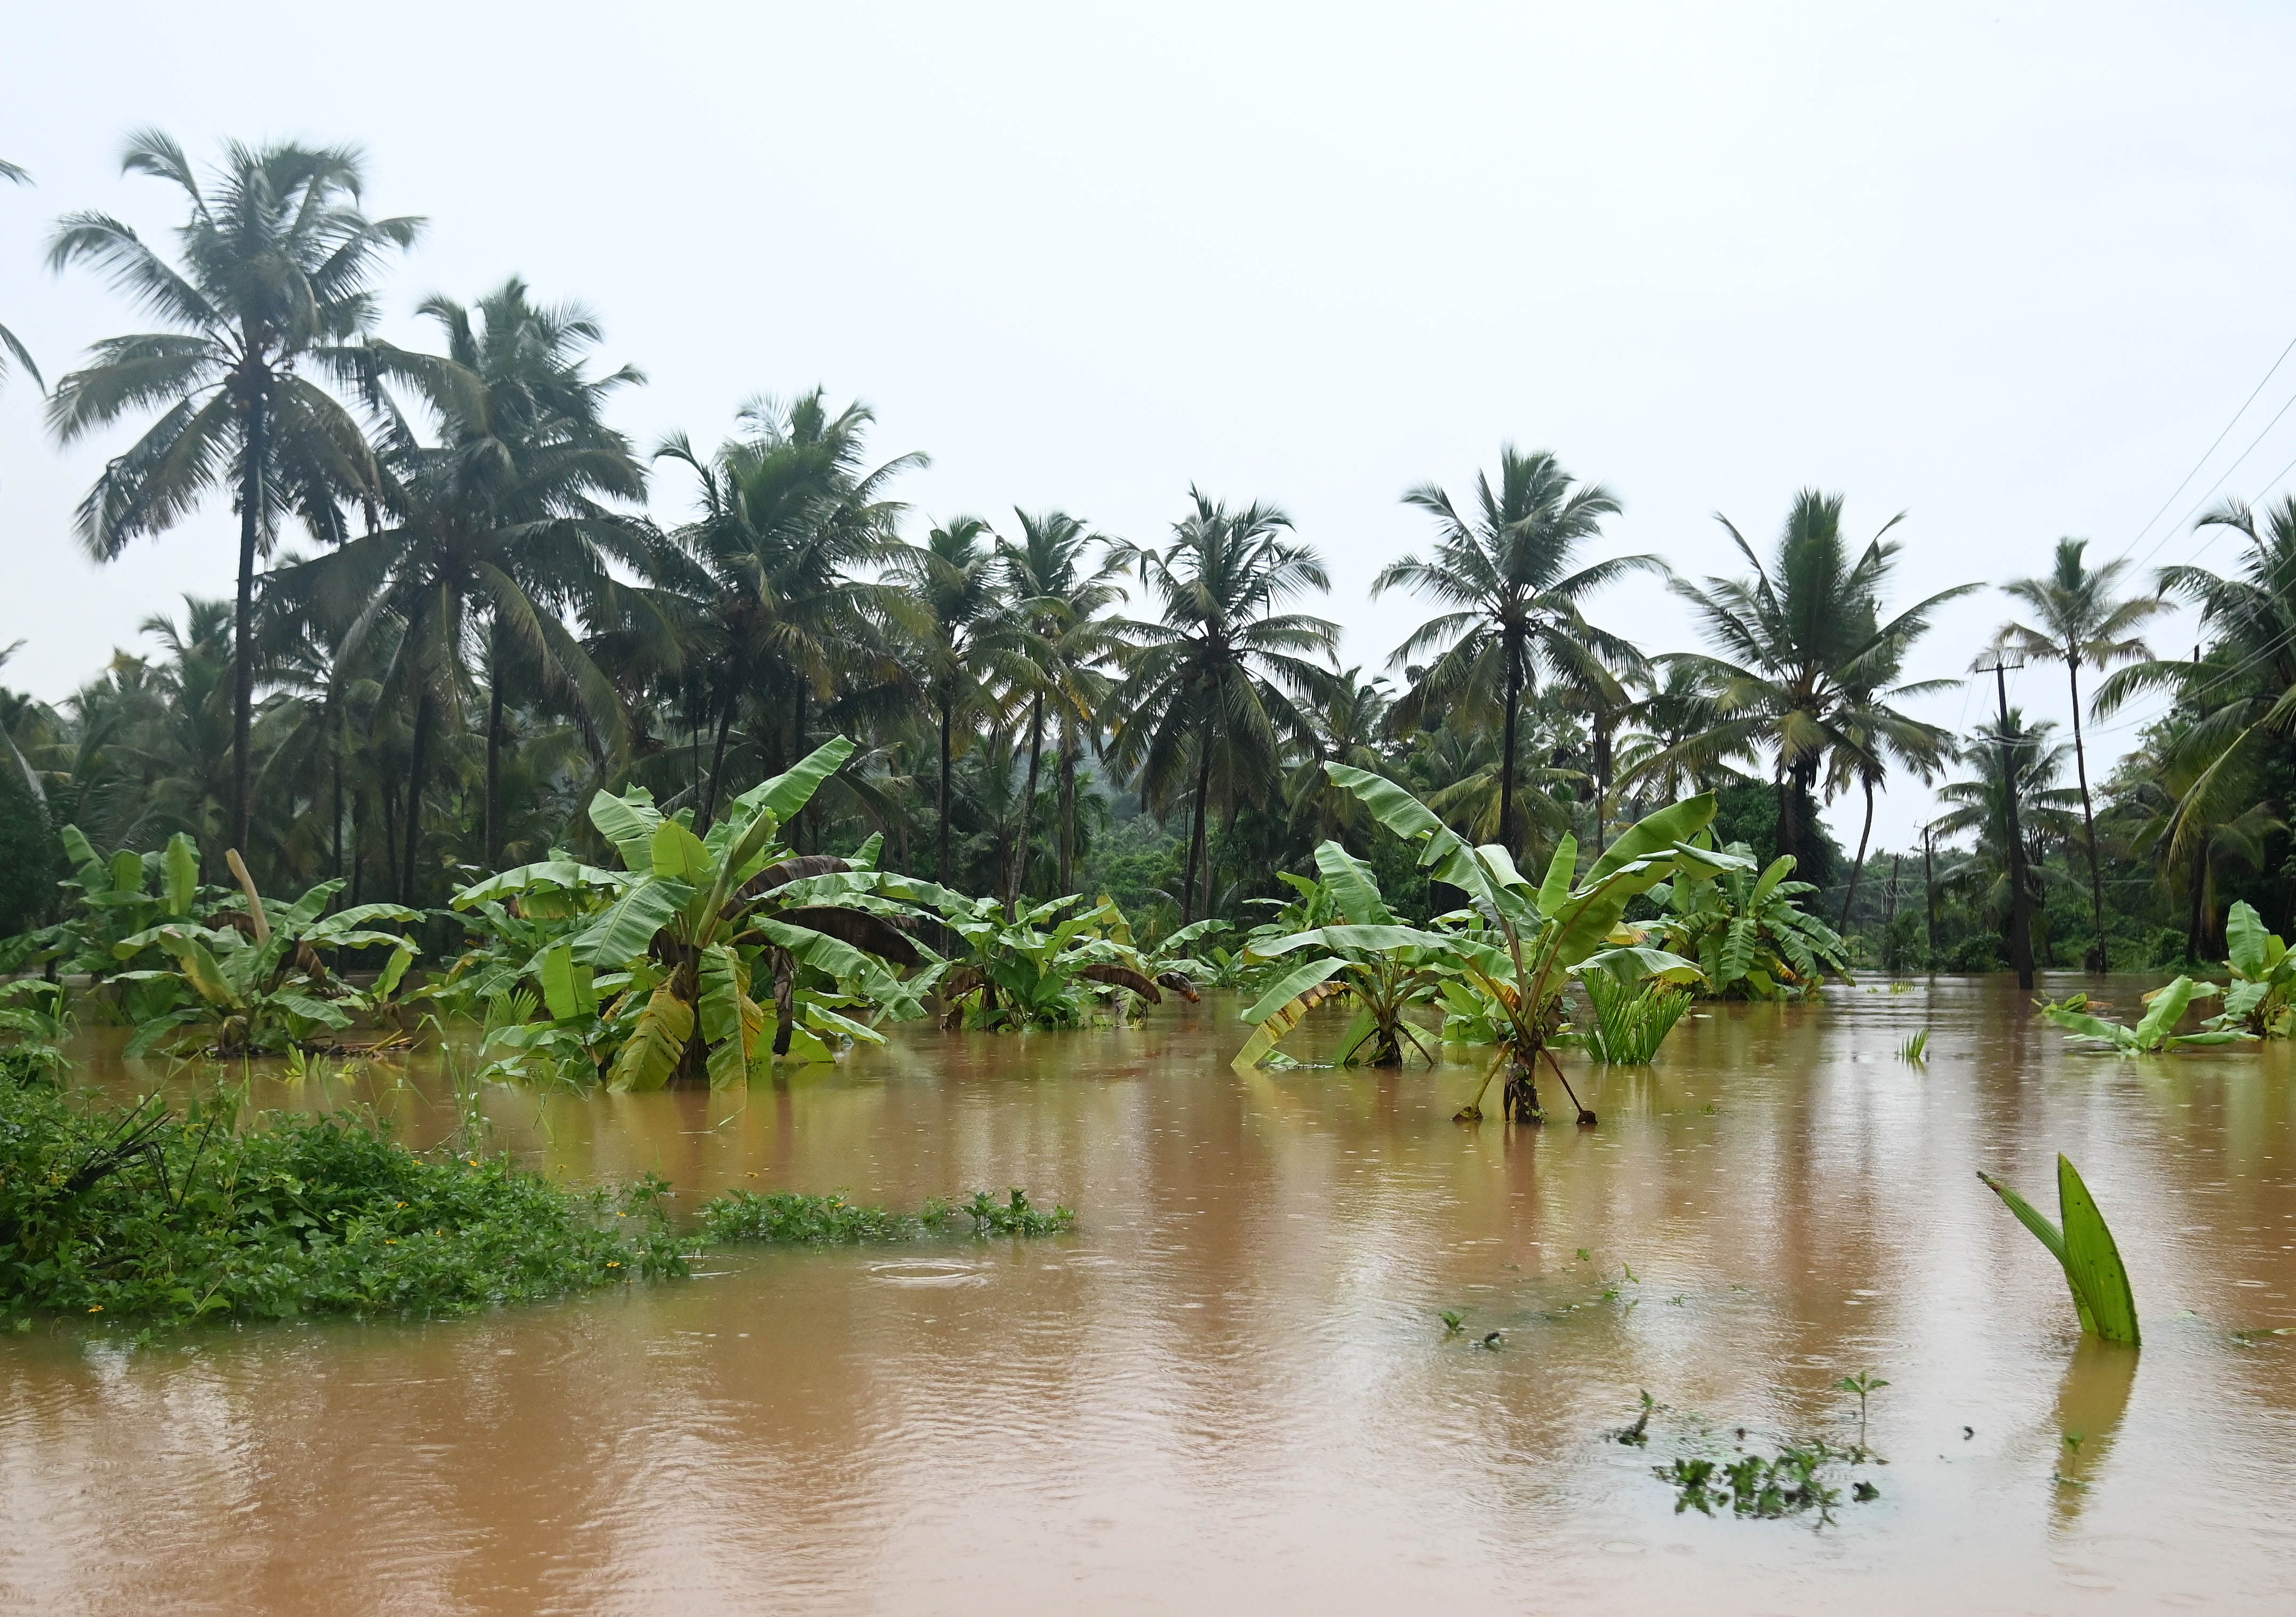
[5,976,2296,1614]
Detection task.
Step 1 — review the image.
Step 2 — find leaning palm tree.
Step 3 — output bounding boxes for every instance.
[274,280,651,896]
[45,133,422,855]
[1994,537,2166,969]
[995,509,1126,905]
[1110,491,1336,923]
[1376,446,1650,859]
[1659,490,1976,873]
[1,160,41,395]
[2098,496,2296,905]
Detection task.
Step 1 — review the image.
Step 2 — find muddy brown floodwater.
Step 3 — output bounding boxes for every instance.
[5,975,2296,1614]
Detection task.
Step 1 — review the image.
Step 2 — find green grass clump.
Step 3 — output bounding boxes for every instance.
[0,1073,684,1326]
[699,1185,1075,1244]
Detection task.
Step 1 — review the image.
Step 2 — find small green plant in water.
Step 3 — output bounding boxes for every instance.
[1440,1309,1465,1335]
[1580,972,1693,1064]
[1835,1371,1889,1452]
[1661,1440,1855,1524]
[1976,1154,2140,1345]
[1897,1029,1929,1063]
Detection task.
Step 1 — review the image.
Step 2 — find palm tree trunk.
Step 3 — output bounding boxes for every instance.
[330,700,345,881]
[484,622,506,870]
[1592,719,1614,855]
[1922,826,1938,953]
[1184,724,1213,925]
[1839,776,1875,931]
[1774,767,1794,871]
[790,683,807,850]
[1498,628,1524,856]
[938,694,954,886]
[699,689,737,832]
[1056,727,1079,896]
[230,380,268,857]
[1010,691,1045,911]
[402,692,431,908]
[2186,834,2209,962]
[2067,657,2107,972]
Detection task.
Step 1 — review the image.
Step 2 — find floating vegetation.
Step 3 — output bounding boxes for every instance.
[699,1185,1074,1244]
[1977,1154,2140,1345]
[1656,1441,1863,1523]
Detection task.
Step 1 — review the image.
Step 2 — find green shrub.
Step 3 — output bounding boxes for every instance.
[698,1185,1075,1244]
[0,1078,684,1324]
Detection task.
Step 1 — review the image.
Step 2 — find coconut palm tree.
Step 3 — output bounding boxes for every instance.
[2096,497,2296,907]
[1110,491,1336,923]
[45,132,423,854]
[653,391,923,831]
[1931,708,2084,965]
[1660,489,1976,872]
[1376,446,1650,859]
[1828,641,1957,931]
[273,281,650,899]
[0,160,41,395]
[1994,537,2166,969]
[1286,666,1394,846]
[995,509,1125,905]
[905,515,1013,885]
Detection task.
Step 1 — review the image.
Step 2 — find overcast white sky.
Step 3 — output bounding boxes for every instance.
[4,1,2292,858]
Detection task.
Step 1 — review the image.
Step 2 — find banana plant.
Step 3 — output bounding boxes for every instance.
[1648,843,1848,1000]
[1977,1154,2140,1345]
[2211,901,2296,1037]
[436,856,632,1018]
[857,879,1169,1030]
[0,979,70,1074]
[1322,765,1740,1124]
[110,871,421,1057]
[1232,842,1451,1070]
[493,737,929,1089]
[0,828,232,1019]
[2037,976,2251,1055]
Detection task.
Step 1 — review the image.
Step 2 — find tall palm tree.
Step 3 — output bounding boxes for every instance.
[1110,491,1336,923]
[1286,666,1393,846]
[1376,446,1649,859]
[653,391,922,830]
[275,280,649,899]
[1,160,41,395]
[1614,658,1726,816]
[1661,490,1976,872]
[995,509,1125,905]
[45,131,422,854]
[1994,537,2166,969]
[906,515,1012,885]
[1828,641,1957,930]
[1931,708,2084,965]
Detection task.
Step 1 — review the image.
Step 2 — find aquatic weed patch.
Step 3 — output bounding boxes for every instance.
[0,1077,684,1326]
[1619,1389,1886,1526]
[699,1185,1074,1244]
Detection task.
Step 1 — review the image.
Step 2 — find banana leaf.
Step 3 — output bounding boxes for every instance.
[164,832,198,917]
[1234,967,1351,1072]
[608,983,695,1091]
[1978,1157,2139,1345]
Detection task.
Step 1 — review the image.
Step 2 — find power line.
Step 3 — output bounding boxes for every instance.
[2114,331,2296,567]
[2125,384,2296,575]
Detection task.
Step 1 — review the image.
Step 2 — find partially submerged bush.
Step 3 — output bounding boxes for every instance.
[699,1185,1075,1244]
[0,1078,684,1324]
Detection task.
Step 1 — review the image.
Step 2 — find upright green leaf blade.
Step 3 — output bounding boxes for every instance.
[164,833,198,917]
[2226,901,2268,980]
[2057,1156,2140,1345]
[1582,793,1717,888]
[587,788,664,872]
[1313,841,1393,927]
[1978,1169,2099,1336]
[735,736,858,823]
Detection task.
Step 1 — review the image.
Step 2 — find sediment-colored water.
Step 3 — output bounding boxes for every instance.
[4,976,2293,1613]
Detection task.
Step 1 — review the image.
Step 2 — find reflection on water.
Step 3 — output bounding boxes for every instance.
[4,975,2295,1613]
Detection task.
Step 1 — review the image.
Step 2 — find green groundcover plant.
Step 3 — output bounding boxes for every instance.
[0,1063,683,1325]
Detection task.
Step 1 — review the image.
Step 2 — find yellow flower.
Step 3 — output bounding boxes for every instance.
[606,1261,621,1269]
[87,1305,102,1313]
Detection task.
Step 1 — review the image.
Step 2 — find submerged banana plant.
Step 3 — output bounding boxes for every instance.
[1320,767,1739,1123]
[2037,977,2251,1055]
[2212,901,2296,1037]
[1977,1154,2140,1345]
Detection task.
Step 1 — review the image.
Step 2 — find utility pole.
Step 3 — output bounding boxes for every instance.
[1921,823,1939,957]
[1975,657,2035,990]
